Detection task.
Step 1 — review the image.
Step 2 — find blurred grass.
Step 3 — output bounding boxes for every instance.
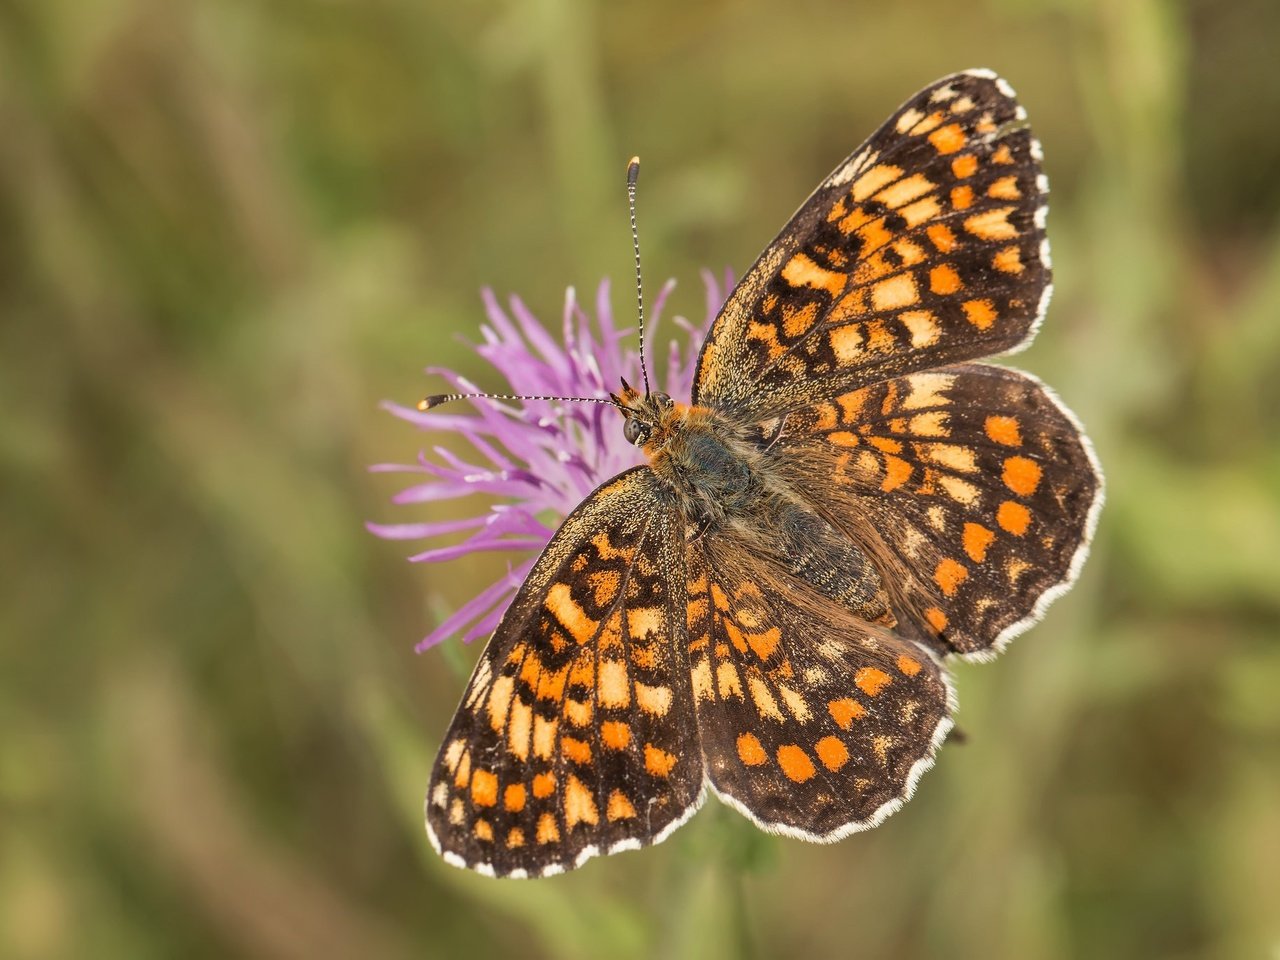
[2,0,1279,958]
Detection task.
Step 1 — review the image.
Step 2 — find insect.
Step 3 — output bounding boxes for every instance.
[421,70,1103,877]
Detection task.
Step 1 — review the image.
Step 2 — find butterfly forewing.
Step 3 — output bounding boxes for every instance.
[426,467,704,877]
[694,70,1051,419]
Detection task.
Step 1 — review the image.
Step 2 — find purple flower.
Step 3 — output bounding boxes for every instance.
[369,272,730,651]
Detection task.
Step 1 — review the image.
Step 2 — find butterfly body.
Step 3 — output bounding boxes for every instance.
[425,70,1103,878]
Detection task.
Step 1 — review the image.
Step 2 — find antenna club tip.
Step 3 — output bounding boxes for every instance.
[417,395,447,411]
[626,156,640,185]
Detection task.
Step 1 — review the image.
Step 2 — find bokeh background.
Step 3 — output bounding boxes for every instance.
[4,0,1279,957]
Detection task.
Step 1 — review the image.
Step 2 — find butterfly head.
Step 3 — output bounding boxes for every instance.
[612,377,678,449]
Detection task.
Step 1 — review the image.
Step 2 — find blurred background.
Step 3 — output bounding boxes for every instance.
[3,0,1279,957]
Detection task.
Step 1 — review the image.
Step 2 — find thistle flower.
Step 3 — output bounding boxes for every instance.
[369,272,729,651]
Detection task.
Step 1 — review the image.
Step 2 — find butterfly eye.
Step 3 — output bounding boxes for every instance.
[654,392,673,409]
[624,418,649,446]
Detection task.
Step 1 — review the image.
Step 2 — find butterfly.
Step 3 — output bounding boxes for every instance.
[423,70,1103,878]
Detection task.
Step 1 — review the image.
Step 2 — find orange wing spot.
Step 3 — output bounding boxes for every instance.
[988,175,1022,200]
[535,664,569,702]
[532,714,557,760]
[1002,456,1043,495]
[781,301,819,338]
[897,654,923,676]
[747,627,781,662]
[601,719,631,750]
[950,185,974,210]
[855,216,894,250]
[504,783,526,812]
[607,790,637,822]
[746,320,786,360]
[567,654,595,691]
[892,239,928,266]
[474,818,494,842]
[964,207,1018,241]
[962,299,997,330]
[850,163,905,202]
[900,196,943,227]
[645,743,678,778]
[855,666,893,696]
[470,769,498,807]
[561,736,592,765]
[993,245,1024,274]
[564,774,599,828]
[532,772,556,798]
[928,123,967,154]
[881,455,913,492]
[815,736,850,772]
[929,264,962,295]
[710,583,730,610]
[876,172,935,210]
[828,697,866,729]
[486,675,514,732]
[545,583,599,645]
[776,744,817,783]
[587,570,620,608]
[813,402,838,431]
[992,143,1015,164]
[924,606,949,632]
[453,749,471,789]
[900,309,941,348]
[997,500,1032,536]
[868,435,904,454]
[635,681,673,716]
[781,252,848,297]
[737,732,768,766]
[963,522,996,563]
[951,154,978,178]
[564,697,592,727]
[927,223,958,253]
[628,606,663,640]
[748,676,784,721]
[827,430,860,447]
[871,272,920,311]
[717,660,744,700]
[506,827,525,849]
[508,697,532,760]
[829,323,866,363]
[909,110,946,136]
[934,558,969,597]
[984,415,1022,446]
[536,812,560,844]
[597,659,630,708]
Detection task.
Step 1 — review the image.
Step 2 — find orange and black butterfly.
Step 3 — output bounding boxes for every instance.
[424,71,1103,877]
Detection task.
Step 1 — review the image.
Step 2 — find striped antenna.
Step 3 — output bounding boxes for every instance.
[417,391,622,412]
[626,157,652,397]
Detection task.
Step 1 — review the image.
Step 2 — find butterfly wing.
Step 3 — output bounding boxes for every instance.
[694,70,1050,419]
[685,531,953,837]
[425,467,703,877]
[773,363,1103,657]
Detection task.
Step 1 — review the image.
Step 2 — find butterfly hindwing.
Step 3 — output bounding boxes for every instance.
[694,70,1050,419]
[425,467,704,877]
[774,363,1103,657]
[685,533,953,838]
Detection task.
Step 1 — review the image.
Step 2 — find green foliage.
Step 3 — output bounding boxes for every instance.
[2,1,1278,957]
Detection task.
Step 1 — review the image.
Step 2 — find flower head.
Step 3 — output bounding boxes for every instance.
[370,272,729,651]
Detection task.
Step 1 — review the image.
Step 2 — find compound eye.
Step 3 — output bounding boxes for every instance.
[653,392,673,409]
[623,418,648,446]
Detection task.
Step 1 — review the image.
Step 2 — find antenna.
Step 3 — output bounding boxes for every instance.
[626,156,652,397]
[417,391,622,412]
